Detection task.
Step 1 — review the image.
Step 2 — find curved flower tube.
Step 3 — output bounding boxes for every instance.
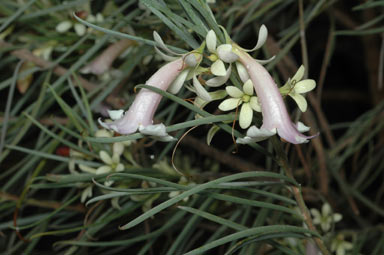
[99,58,185,135]
[234,48,317,144]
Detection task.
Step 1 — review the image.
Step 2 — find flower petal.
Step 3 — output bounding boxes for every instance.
[95,129,113,138]
[294,79,316,93]
[96,165,112,175]
[296,122,310,132]
[290,93,308,112]
[211,59,227,76]
[239,24,268,52]
[292,65,305,82]
[69,159,77,174]
[235,62,249,83]
[250,96,261,112]
[206,30,217,53]
[226,86,243,98]
[254,24,268,51]
[113,142,125,156]
[56,21,72,33]
[79,164,97,174]
[74,23,86,36]
[153,31,179,55]
[139,123,177,142]
[218,98,241,111]
[255,55,275,64]
[154,46,179,62]
[81,185,93,203]
[155,135,177,142]
[237,125,276,144]
[235,136,255,144]
[108,110,124,120]
[96,13,104,23]
[333,213,342,222]
[104,180,114,187]
[99,150,113,165]
[194,89,227,109]
[310,208,321,218]
[115,163,124,172]
[139,123,168,137]
[193,75,212,101]
[168,69,189,94]
[322,203,331,216]
[247,125,276,139]
[112,154,120,166]
[321,221,331,232]
[239,103,253,129]
[206,64,231,87]
[243,79,254,95]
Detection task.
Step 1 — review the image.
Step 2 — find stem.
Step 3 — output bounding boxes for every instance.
[271,137,330,255]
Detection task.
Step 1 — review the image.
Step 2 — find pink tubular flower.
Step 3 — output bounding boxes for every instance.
[99,58,185,135]
[235,49,317,144]
[81,39,133,75]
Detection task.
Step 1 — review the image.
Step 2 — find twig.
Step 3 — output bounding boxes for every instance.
[271,137,330,255]
[294,144,312,181]
[316,15,335,103]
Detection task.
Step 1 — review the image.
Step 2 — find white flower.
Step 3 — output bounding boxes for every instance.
[95,144,125,175]
[206,30,238,77]
[331,234,353,255]
[78,142,125,177]
[310,203,342,232]
[279,65,316,112]
[218,79,261,129]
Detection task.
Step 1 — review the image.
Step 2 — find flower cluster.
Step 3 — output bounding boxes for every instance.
[97,24,317,145]
[68,129,132,202]
[310,203,342,232]
[310,203,353,255]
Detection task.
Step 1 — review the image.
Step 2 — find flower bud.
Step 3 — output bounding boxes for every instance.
[217,44,239,63]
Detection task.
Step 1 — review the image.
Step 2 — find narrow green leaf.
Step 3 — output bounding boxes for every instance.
[178,206,248,231]
[183,225,318,255]
[119,172,293,230]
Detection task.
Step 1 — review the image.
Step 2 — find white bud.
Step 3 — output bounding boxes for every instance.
[56,21,72,33]
[96,13,104,23]
[95,129,112,138]
[206,30,217,53]
[74,23,86,36]
[184,53,199,67]
[217,44,238,63]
